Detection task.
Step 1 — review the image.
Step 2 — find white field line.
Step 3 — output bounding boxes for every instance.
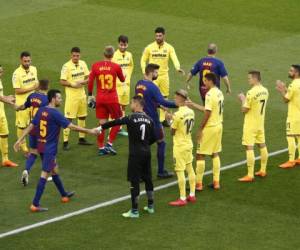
[0,148,288,239]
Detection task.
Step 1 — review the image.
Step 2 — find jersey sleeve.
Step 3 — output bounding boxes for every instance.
[101,116,129,130]
[128,54,134,77]
[83,61,90,77]
[205,94,213,111]
[60,64,68,80]
[218,61,228,78]
[153,84,177,108]
[116,64,125,82]
[171,112,180,130]
[169,45,180,71]
[54,111,71,129]
[12,71,21,89]
[149,120,157,145]
[141,46,150,74]
[31,110,40,126]
[190,61,200,76]
[243,91,252,109]
[285,83,294,100]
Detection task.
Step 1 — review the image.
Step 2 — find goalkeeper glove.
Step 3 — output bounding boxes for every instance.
[88,95,96,109]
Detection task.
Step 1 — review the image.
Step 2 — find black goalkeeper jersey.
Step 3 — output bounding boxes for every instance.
[102,112,157,155]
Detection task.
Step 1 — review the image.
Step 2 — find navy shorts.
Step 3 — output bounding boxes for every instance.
[154,122,164,141]
[29,134,38,149]
[40,153,57,173]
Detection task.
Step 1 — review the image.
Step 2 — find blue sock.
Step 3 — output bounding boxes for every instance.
[32,177,47,207]
[157,141,166,174]
[25,153,37,172]
[52,174,67,197]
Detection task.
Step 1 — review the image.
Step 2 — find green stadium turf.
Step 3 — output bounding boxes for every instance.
[0,0,300,249]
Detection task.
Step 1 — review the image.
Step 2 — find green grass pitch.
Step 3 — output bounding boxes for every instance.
[1,0,300,249]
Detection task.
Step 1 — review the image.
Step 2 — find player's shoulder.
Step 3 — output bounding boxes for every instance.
[79,59,87,66]
[13,65,23,75]
[29,65,37,72]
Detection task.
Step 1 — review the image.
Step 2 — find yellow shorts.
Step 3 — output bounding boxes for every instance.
[287,120,300,136]
[173,147,193,171]
[242,127,265,146]
[0,115,9,135]
[117,84,130,106]
[197,125,223,155]
[154,74,170,97]
[65,96,87,119]
[16,109,30,128]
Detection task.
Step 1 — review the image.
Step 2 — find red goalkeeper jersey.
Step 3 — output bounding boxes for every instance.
[88,60,125,103]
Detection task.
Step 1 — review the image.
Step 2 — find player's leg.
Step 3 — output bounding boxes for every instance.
[157,75,170,127]
[105,103,123,155]
[51,165,75,203]
[280,135,296,168]
[195,153,205,191]
[186,156,196,202]
[123,156,140,218]
[211,153,221,189]
[16,109,30,155]
[117,85,129,136]
[295,136,300,164]
[238,145,255,182]
[169,148,187,206]
[255,129,268,177]
[77,97,92,145]
[155,124,173,179]
[96,103,109,155]
[142,155,154,214]
[0,116,18,167]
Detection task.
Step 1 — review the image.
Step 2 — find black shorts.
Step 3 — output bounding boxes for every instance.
[127,154,152,182]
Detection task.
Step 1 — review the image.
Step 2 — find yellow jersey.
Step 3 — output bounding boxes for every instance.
[141,41,180,75]
[205,87,224,127]
[60,60,89,99]
[285,78,300,123]
[243,84,268,130]
[172,106,195,149]
[112,49,134,87]
[12,65,38,105]
[0,79,5,117]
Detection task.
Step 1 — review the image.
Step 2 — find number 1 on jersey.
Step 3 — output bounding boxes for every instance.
[140,124,145,140]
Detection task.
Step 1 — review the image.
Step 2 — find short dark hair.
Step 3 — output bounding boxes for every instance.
[145,63,160,75]
[20,51,31,58]
[248,70,261,81]
[204,72,218,85]
[118,35,128,43]
[104,46,115,58]
[47,89,61,102]
[71,47,81,53]
[132,95,145,107]
[39,79,49,91]
[292,64,300,75]
[155,27,165,34]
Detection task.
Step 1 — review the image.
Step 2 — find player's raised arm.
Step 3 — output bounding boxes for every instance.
[140,46,150,74]
[276,80,290,103]
[153,84,177,108]
[101,117,129,130]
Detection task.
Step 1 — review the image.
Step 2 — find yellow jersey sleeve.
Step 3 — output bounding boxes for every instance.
[141,46,150,74]
[60,63,68,81]
[205,93,213,111]
[12,70,21,89]
[171,111,180,130]
[285,83,294,100]
[243,91,253,109]
[82,61,90,77]
[169,45,180,71]
[129,53,134,76]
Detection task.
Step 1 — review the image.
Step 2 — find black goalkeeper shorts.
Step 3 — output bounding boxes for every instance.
[127,154,152,182]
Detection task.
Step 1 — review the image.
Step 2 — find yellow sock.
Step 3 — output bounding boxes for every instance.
[260,147,268,173]
[176,171,186,200]
[287,136,296,161]
[186,163,196,196]
[212,156,221,182]
[297,136,300,159]
[78,119,86,139]
[17,128,28,153]
[0,137,9,162]
[246,150,255,178]
[196,160,205,184]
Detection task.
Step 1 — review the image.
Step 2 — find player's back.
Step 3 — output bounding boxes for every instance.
[172,106,195,149]
[135,80,160,124]
[90,60,124,103]
[287,79,300,122]
[244,84,269,129]
[127,112,156,155]
[205,87,224,127]
[25,92,49,120]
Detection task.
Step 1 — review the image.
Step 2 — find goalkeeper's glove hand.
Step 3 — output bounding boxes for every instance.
[88,95,96,109]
